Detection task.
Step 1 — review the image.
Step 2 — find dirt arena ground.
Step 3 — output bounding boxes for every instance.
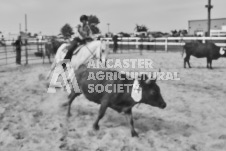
[0,51,226,151]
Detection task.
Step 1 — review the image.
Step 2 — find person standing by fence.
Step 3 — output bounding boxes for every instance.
[14,36,23,64]
[112,34,118,53]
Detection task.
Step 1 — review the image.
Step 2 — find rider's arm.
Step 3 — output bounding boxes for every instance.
[77,26,86,39]
[86,24,93,37]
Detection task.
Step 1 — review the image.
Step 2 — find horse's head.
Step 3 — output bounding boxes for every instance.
[99,40,109,65]
[100,40,107,50]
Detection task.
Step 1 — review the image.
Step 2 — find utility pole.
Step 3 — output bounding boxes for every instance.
[107,23,110,34]
[24,14,28,64]
[25,14,27,33]
[205,0,213,36]
[19,23,21,33]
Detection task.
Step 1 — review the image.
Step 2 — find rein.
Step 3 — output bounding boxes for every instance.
[85,42,102,60]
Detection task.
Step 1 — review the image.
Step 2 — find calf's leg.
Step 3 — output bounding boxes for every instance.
[67,92,81,117]
[93,99,109,130]
[125,109,138,137]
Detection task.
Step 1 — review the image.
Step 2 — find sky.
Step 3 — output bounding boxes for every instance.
[0,0,225,36]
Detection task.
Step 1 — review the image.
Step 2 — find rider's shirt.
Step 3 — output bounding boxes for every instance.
[78,24,93,41]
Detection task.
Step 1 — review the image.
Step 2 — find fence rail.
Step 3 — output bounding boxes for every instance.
[1,36,226,66]
[102,36,226,52]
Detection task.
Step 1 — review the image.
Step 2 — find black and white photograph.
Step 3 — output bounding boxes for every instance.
[0,0,226,150]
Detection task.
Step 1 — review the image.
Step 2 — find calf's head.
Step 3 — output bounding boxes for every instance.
[139,74,166,109]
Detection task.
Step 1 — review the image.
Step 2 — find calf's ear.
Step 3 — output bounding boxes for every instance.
[139,74,156,85]
[139,74,148,85]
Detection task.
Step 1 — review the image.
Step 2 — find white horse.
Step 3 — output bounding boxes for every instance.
[70,40,107,70]
[46,40,108,81]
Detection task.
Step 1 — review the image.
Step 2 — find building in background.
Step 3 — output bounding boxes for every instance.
[188,18,226,36]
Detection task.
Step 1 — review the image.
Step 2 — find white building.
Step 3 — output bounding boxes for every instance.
[210,25,226,37]
[188,18,226,36]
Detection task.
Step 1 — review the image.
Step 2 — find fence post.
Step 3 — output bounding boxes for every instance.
[106,39,110,53]
[127,37,129,52]
[165,38,168,52]
[202,37,206,43]
[25,39,28,64]
[120,37,123,54]
[41,39,44,64]
[140,38,143,55]
[136,38,139,49]
[4,43,7,65]
[37,38,39,52]
[154,38,156,52]
[147,38,150,50]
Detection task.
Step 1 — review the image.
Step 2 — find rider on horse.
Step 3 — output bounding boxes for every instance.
[77,15,93,44]
[64,15,93,61]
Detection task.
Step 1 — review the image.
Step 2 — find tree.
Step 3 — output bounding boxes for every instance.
[27,32,31,37]
[34,33,38,37]
[60,23,74,39]
[135,24,148,32]
[118,32,130,37]
[88,15,101,34]
[88,15,100,25]
[90,24,100,34]
[171,29,188,37]
[181,30,188,36]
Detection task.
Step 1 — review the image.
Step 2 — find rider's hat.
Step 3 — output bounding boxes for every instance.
[80,15,88,22]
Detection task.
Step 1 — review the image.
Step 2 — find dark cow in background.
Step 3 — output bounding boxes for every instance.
[44,38,64,63]
[66,65,166,137]
[182,41,226,69]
